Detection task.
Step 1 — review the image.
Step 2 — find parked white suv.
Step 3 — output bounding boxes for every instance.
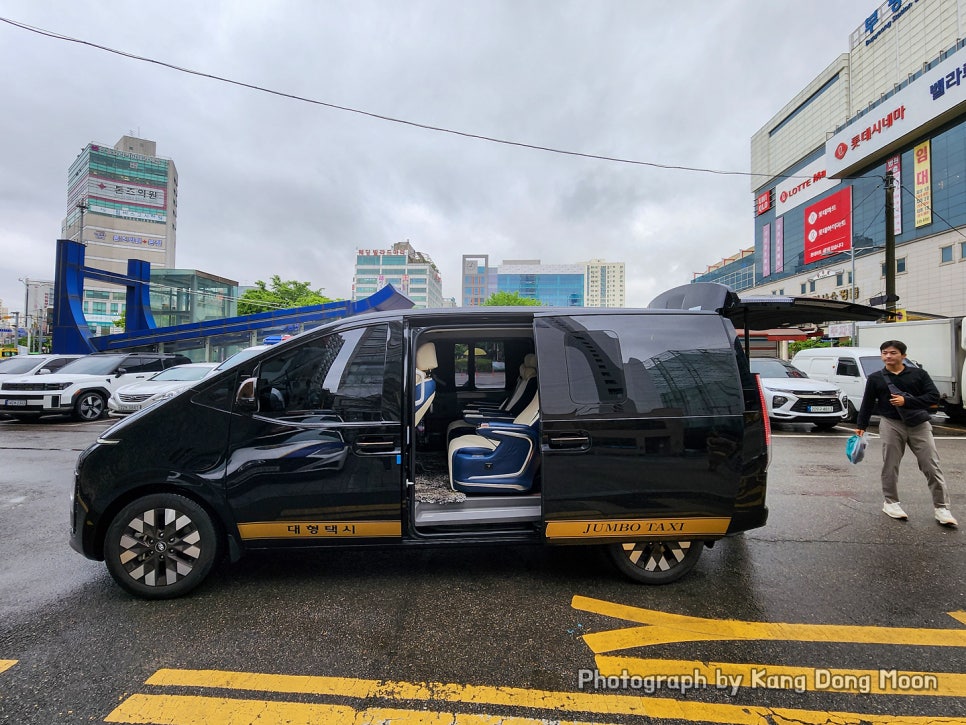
[0,352,191,421]
[750,357,848,430]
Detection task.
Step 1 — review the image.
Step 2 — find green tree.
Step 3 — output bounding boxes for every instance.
[482,291,542,306]
[238,276,336,316]
[788,337,842,357]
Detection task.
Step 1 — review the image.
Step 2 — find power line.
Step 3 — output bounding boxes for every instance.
[0,15,809,182]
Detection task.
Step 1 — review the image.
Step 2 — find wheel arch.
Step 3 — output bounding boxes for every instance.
[90,482,231,562]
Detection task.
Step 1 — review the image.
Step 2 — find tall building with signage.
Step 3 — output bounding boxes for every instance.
[62,135,178,334]
[352,240,443,309]
[497,260,586,306]
[696,0,966,318]
[461,256,627,307]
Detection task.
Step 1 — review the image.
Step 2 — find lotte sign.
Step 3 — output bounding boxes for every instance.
[803,187,852,264]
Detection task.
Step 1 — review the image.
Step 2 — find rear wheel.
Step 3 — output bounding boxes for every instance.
[608,540,704,584]
[73,391,106,421]
[104,493,219,599]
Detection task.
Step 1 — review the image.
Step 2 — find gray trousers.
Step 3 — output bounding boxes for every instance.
[878,416,949,507]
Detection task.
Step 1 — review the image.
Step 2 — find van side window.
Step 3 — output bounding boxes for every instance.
[836,358,860,377]
[536,315,742,416]
[255,324,397,422]
[453,341,506,390]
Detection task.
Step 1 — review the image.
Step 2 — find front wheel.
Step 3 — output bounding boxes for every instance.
[104,493,220,599]
[608,540,704,584]
[845,401,858,424]
[73,391,106,421]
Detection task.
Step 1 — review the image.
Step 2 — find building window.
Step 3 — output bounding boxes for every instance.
[960,241,966,259]
[941,245,954,264]
[836,273,844,286]
[809,280,816,293]
[896,257,906,274]
[800,283,807,294]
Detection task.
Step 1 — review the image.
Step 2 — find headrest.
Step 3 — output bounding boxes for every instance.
[523,353,537,368]
[416,342,437,372]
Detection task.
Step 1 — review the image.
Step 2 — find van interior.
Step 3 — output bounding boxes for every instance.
[408,326,542,536]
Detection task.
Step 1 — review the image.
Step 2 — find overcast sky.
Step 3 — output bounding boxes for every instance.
[0,1,872,313]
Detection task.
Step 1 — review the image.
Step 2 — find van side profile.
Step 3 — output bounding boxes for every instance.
[69,283,881,598]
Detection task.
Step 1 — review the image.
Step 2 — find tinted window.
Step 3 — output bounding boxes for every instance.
[536,314,742,416]
[57,355,126,375]
[123,356,166,374]
[253,324,396,422]
[836,358,861,376]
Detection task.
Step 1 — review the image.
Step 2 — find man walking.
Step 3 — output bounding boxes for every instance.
[855,339,957,527]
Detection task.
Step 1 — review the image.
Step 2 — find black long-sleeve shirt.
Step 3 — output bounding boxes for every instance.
[856,365,940,430]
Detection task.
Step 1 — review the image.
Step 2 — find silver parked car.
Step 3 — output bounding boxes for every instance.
[108,362,219,416]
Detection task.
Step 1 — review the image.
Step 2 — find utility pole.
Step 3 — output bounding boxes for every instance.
[884,170,897,319]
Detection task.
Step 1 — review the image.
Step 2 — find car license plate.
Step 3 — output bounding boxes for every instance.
[809,405,834,413]
[3,399,27,406]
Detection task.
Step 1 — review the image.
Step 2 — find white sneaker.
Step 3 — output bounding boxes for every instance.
[882,501,908,520]
[935,507,958,527]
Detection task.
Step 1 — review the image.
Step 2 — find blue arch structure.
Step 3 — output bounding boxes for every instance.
[51,239,413,354]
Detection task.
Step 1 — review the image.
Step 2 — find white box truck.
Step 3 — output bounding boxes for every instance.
[855,317,966,423]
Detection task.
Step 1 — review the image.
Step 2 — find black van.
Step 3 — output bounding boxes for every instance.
[69,283,881,598]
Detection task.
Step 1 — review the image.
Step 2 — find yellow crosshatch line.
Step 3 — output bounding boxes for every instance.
[0,660,16,675]
[595,656,966,698]
[100,668,966,725]
[572,595,966,652]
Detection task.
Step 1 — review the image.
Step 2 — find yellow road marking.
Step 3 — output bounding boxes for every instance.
[595,656,963,697]
[0,660,16,675]
[107,693,620,725]
[573,595,966,652]
[99,668,966,725]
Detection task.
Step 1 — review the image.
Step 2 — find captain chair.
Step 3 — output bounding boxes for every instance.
[414,342,438,426]
[446,353,537,441]
[448,392,540,494]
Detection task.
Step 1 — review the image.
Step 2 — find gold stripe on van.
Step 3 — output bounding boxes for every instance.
[545,517,731,540]
[237,521,401,540]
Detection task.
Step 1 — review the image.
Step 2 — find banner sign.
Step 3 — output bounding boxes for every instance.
[761,224,771,278]
[914,141,932,227]
[886,155,902,234]
[774,217,784,273]
[804,187,852,264]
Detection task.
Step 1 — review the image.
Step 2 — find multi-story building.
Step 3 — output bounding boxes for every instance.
[461,254,498,306]
[697,0,966,319]
[584,259,626,307]
[62,135,178,334]
[149,269,238,327]
[352,240,444,309]
[498,260,586,306]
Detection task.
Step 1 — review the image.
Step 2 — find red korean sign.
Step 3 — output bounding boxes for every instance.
[756,190,772,216]
[803,186,852,264]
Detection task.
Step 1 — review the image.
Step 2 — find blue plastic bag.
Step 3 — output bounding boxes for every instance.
[845,433,867,464]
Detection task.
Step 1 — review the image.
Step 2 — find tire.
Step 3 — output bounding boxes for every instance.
[104,494,219,599]
[608,540,704,584]
[73,391,106,421]
[845,401,858,424]
[812,419,840,431]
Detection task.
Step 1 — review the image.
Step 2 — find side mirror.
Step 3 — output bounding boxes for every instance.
[115,367,127,377]
[236,377,258,411]
[36,368,51,375]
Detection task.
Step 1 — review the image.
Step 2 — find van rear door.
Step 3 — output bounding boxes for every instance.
[534,311,746,543]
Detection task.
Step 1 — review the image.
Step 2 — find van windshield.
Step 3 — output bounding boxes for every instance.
[750,358,808,379]
[859,356,916,375]
[0,357,46,374]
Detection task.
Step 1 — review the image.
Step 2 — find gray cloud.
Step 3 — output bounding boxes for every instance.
[0,1,868,311]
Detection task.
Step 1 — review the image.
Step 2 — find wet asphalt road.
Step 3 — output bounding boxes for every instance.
[0,415,964,724]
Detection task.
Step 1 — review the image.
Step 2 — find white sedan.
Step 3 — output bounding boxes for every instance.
[750,357,848,430]
[108,362,219,416]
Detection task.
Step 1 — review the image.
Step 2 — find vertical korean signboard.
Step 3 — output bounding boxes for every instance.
[774,216,784,273]
[761,224,771,277]
[804,187,852,264]
[914,141,932,227]
[886,155,902,235]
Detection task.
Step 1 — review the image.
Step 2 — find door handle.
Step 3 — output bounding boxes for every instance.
[547,434,590,450]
